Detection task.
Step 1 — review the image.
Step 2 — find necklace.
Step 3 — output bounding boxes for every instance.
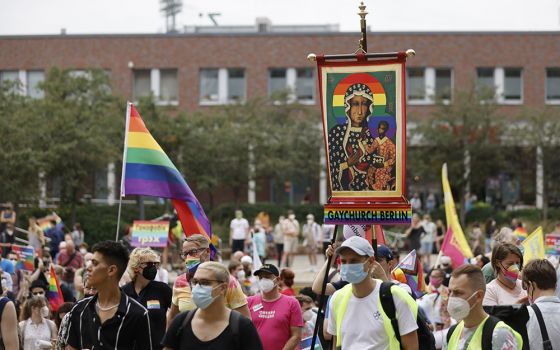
[96,301,119,311]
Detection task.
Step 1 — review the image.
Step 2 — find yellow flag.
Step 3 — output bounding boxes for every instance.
[442,164,473,258]
[522,227,545,262]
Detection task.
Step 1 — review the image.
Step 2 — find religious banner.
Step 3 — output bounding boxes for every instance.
[545,233,560,256]
[131,220,170,248]
[317,54,412,225]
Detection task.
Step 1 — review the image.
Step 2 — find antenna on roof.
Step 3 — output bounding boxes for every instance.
[160,0,183,33]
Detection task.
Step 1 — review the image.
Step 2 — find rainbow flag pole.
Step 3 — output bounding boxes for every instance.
[115,103,132,241]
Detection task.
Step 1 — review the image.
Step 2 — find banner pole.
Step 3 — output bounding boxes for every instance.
[116,102,132,241]
[310,224,339,350]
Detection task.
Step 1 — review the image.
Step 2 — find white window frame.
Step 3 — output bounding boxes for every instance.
[133,68,179,106]
[199,68,246,105]
[497,67,523,105]
[407,67,432,105]
[433,67,453,104]
[295,67,316,105]
[268,67,316,104]
[545,67,560,105]
[26,70,45,99]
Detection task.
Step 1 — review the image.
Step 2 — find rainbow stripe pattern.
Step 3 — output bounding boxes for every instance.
[332,73,387,122]
[121,103,214,250]
[11,245,35,272]
[323,203,412,225]
[48,264,64,311]
[391,249,425,298]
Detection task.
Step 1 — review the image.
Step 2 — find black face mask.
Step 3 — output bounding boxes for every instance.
[142,264,158,281]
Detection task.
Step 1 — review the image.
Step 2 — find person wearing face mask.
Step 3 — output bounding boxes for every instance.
[444,265,522,350]
[230,210,250,254]
[123,248,172,350]
[295,294,319,349]
[481,227,521,283]
[281,210,300,268]
[18,296,57,350]
[483,243,527,306]
[248,263,303,350]
[521,259,560,350]
[327,236,419,350]
[168,235,250,327]
[302,214,321,269]
[417,268,451,330]
[228,261,252,296]
[162,262,262,350]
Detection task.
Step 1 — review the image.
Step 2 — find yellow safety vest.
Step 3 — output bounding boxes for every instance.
[447,317,523,350]
[331,280,418,350]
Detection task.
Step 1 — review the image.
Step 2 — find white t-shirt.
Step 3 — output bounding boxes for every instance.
[230,218,249,240]
[327,282,418,350]
[422,221,437,243]
[526,296,560,350]
[483,279,527,306]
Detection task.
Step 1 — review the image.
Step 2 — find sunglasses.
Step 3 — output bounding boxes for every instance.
[180,248,207,259]
[32,292,45,296]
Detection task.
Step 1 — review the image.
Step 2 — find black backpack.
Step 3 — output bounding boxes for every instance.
[483,305,529,350]
[176,308,242,349]
[380,282,436,350]
[446,315,500,349]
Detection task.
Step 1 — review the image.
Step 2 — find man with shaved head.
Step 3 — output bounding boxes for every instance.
[444,265,522,349]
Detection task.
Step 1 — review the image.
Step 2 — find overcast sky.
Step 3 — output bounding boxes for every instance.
[1,0,560,35]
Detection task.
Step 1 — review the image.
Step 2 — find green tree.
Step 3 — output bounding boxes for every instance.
[36,68,123,221]
[409,89,505,223]
[0,80,43,203]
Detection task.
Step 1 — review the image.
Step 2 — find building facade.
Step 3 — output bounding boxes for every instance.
[1,28,559,207]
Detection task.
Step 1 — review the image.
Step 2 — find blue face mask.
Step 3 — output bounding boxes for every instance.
[191,284,219,309]
[340,262,368,284]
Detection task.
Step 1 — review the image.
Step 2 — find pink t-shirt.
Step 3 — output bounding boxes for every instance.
[248,294,304,350]
[482,279,527,306]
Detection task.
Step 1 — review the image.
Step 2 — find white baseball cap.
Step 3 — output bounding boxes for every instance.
[335,236,375,257]
[240,256,253,265]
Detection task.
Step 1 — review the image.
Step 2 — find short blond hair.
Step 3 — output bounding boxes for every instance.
[184,234,210,249]
[127,247,160,281]
[197,261,229,283]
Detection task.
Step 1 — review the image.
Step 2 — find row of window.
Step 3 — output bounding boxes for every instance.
[407,67,560,104]
[3,67,560,105]
[132,67,316,104]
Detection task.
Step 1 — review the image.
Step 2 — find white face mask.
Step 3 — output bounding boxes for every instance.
[40,306,49,318]
[79,248,87,255]
[236,270,246,280]
[447,292,478,321]
[258,278,276,293]
[288,214,295,220]
[303,309,314,322]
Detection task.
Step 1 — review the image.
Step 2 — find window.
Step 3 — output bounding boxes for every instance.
[133,69,151,100]
[503,68,522,101]
[476,67,495,98]
[269,68,288,96]
[546,68,560,102]
[26,70,44,98]
[199,69,219,103]
[227,68,246,102]
[435,68,452,100]
[0,70,19,84]
[296,68,314,102]
[407,67,425,101]
[159,69,178,102]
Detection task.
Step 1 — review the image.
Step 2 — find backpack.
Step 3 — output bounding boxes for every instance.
[483,305,529,350]
[379,282,436,350]
[446,315,500,349]
[176,308,242,349]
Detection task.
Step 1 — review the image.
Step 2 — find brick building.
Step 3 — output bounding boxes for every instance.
[1,25,559,207]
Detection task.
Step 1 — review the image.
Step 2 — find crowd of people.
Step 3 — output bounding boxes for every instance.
[0,207,558,350]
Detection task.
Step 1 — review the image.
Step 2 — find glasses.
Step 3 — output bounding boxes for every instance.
[189,278,223,287]
[180,248,207,259]
[32,292,45,296]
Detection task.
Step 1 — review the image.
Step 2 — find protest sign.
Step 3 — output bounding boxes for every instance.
[131,221,169,248]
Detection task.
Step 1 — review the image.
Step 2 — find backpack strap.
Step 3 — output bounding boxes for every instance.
[229,310,242,349]
[530,304,553,350]
[379,281,401,343]
[0,297,9,317]
[446,324,458,345]
[481,316,500,349]
[176,308,198,337]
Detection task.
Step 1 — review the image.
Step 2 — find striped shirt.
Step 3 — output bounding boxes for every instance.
[60,292,152,350]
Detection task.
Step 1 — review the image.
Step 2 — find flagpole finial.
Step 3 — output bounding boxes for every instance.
[357,1,368,53]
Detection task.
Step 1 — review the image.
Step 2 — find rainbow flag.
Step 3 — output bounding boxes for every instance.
[391,249,425,298]
[121,103,214,253]
[48,265,64,311]
[11,245,35,272]
[514,227,528,242]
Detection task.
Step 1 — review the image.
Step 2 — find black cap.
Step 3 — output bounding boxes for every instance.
[30,279,48,292]
[253,263,280,277]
